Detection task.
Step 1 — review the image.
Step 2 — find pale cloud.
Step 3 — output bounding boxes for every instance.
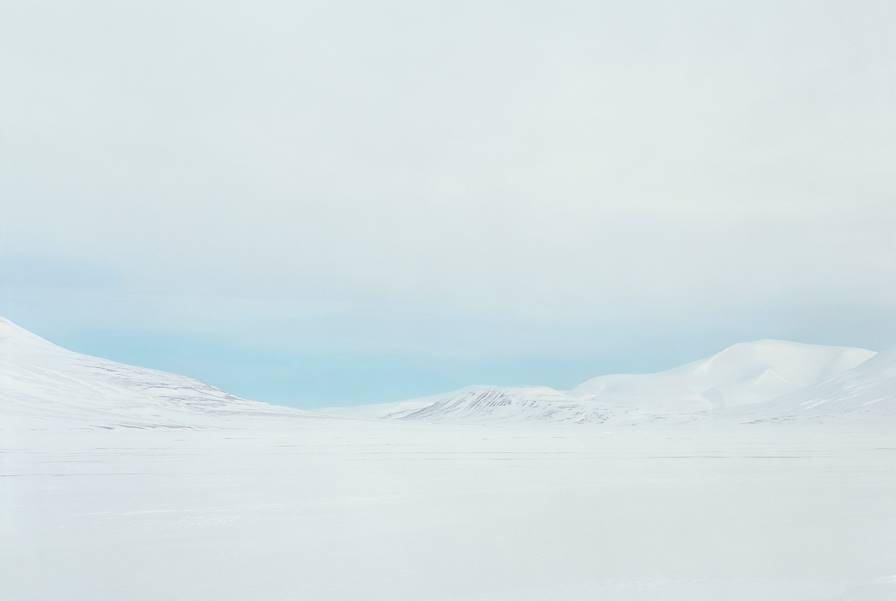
[2,0,894,368]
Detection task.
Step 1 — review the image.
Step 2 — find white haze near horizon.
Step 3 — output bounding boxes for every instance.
[1,0,895,405]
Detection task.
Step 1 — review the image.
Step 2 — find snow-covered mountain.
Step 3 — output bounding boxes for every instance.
[337,340,879,424]
[4,315,891,428]
[0,317,298,428]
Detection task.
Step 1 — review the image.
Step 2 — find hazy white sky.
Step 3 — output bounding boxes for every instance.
[2,0,895,405]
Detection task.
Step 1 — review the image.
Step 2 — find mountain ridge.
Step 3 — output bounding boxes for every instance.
[3,317,892,427]
[331,339,881,423]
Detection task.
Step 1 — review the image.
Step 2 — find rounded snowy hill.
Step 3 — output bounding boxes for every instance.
[0,317,300,428]
[574,339,875,412]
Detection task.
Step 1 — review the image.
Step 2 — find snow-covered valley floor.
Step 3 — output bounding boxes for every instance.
[3,419,895,601]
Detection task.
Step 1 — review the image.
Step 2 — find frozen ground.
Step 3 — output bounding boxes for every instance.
[3,418,895,601]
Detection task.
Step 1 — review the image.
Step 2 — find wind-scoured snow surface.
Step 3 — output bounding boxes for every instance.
[333,339,883,424]
[2,318,895,601]
[4,423,896,601]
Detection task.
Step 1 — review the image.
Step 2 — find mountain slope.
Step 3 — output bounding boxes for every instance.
[0,317,298,428]
[338,340,876,423]
[753,349,896,420]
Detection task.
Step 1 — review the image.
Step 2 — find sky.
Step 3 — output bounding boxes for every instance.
[2,0,895,407]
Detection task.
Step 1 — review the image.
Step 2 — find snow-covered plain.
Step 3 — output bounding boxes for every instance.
[4,420,896,601]
[2,318,895,601]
